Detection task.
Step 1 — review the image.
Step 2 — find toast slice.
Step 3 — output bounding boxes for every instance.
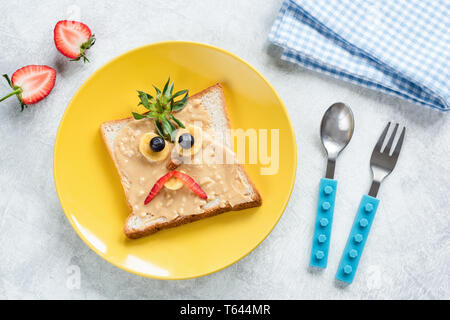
[100,84,261,239]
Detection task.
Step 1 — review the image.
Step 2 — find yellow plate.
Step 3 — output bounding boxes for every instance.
[54,41,297,279]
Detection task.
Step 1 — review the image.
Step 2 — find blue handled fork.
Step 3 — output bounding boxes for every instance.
[336,122,406,284]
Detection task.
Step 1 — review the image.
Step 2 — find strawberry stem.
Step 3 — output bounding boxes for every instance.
[0,88,22,102]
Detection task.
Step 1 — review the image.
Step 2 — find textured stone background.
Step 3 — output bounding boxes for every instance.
[0,0,449,299]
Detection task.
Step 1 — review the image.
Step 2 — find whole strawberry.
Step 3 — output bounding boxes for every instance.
[54,20,95,62]
[1,65,56,111]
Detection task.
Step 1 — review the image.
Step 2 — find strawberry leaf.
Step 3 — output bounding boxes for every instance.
[132,112,147,120]
[73,35,96,63]
[162,78,170,97]
[132,79,188,140]
[154,118,165,138]
[172,91,189,112]
[1,74,27,111]
[166,115,176,131]
[171,89,188,100]
[165,81,174,100]
[155,100,163,113]
[137,90,155,110]
[161,116,173,138]
[153,85,161,99]
[170,115,185,128]
[2,74,13,88]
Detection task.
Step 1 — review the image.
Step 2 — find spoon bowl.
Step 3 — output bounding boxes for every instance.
[321,102,354,157]
[320,102,354,178]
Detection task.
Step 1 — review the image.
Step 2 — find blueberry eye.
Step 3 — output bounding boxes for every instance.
[178,133,194,149]
[150,136,165,152]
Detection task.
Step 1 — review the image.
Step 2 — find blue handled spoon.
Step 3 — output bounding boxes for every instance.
[310,103,354,269]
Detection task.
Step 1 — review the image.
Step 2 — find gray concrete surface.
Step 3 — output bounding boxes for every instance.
[0,0,449,299]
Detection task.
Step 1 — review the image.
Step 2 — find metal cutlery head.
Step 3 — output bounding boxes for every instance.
[368,122,406,197]
[320,102,355,179]
[320,103,354,159]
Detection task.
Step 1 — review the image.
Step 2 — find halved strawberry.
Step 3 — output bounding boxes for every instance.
[173,170,208,200]
[54,20,95,62]
[1,65,56,111]
[144,171,176,204]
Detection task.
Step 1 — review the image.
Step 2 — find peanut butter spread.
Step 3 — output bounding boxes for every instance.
[113,99,253,223]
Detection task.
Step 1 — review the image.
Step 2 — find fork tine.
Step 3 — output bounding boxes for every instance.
[384,123,399,154]
[392,127,406,158]
[375,122,391,151]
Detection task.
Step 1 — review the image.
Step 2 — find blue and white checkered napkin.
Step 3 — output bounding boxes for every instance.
[268,0,450,111]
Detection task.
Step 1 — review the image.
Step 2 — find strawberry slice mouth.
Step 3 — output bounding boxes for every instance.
[173,170,208,200]
[144,170,207,205]
[144,171,175,204]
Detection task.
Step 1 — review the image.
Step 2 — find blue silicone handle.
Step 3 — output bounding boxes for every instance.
[309,178,338,268]
[336,194,380,284]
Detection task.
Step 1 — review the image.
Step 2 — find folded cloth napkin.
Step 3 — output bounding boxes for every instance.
[268,0,450,111]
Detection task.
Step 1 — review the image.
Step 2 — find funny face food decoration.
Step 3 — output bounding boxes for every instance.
[101,80,261,239]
